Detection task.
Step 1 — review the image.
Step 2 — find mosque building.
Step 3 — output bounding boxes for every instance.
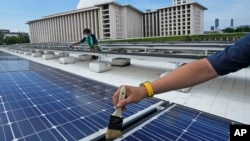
[27,0,207,43]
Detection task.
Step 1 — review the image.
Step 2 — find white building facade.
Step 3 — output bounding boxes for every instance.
[143,2,207,37]
[27,0,206,43]
[27,2,143,43]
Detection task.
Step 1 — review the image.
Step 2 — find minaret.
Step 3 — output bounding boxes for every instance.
[173,0,189,5]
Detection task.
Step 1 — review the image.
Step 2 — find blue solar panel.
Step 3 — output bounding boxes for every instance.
[0,51,163,141]
[119,104,239,141]
[0,51,242,141]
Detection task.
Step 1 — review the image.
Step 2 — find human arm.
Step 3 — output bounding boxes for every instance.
[69,41,81,48]
[69,38,86,48]
[150,58,218,94]
[113,33,250,109]
[70,41,81,46]
[113,58,218,109]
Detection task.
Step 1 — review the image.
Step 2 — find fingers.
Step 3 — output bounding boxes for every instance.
[112,85,129,109]
[117,98,130,109]
[113,85,145,110]
[69,44,74,49]
[112,87,121,108]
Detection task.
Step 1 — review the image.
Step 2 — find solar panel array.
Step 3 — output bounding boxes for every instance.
[0,51,163,141]
[0,51,241,141]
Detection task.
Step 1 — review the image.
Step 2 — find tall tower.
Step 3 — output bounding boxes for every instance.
[231,19,234,27]
[173,0,188,5]
[215,18,219,29]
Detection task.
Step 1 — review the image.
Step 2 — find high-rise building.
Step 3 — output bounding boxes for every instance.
[215,18,219,29]
[210,26,215,31]
[144,2,207,37]
[231,19,234,27]
[27,0,207,43]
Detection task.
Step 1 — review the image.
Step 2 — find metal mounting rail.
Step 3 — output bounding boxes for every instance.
[3,42,228,62]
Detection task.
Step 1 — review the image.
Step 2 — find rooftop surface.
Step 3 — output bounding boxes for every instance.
[1,48,249,125]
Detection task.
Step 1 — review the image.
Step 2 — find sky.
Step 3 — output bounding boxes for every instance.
[0,0,249,33]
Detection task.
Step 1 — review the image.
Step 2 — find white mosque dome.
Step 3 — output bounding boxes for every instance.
[77,0,115,9]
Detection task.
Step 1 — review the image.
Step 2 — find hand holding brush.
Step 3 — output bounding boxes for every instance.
[106,86,126,140]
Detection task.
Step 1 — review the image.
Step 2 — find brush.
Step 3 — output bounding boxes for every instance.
[106,86,126,140]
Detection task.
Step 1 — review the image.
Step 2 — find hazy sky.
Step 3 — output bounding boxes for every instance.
[0,0,249,33]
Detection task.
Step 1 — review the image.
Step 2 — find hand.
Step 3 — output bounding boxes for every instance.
[112,85,148,110]
[69,44,74,49]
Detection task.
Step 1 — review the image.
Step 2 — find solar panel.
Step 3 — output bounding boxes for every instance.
[0,51,164,141]
[0,51,242,141]
[118,104,239,141]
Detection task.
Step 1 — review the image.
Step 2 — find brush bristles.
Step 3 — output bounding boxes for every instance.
[106,115,123,139]
[106,129,122,140]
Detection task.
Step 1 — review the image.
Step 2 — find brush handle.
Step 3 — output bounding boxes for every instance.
[113,86,126,117]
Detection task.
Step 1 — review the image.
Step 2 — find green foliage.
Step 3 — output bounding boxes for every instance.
[223,26,250,33]
[0,32,30,45]
[19,34,30,43]
[235,26,250,32]
[4,36,20,44]
[100,32,248,43]
[0,32,4,45]
[223,28,235,33]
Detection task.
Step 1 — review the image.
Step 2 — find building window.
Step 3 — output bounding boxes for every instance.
[103,5,109,10]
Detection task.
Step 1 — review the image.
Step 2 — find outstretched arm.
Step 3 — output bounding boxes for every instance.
[113,33,250,109]
[69,41,81,46]
[113,58,218,109]
[151,58,218,94]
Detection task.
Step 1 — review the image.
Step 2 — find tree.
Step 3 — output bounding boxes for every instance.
[0,31,4,45]
[19,33,30,43]
[1,33,30,45]
[222,26,250,33]
[235,26,250,32]
[223,27,235,33]
[4,36,20,44]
